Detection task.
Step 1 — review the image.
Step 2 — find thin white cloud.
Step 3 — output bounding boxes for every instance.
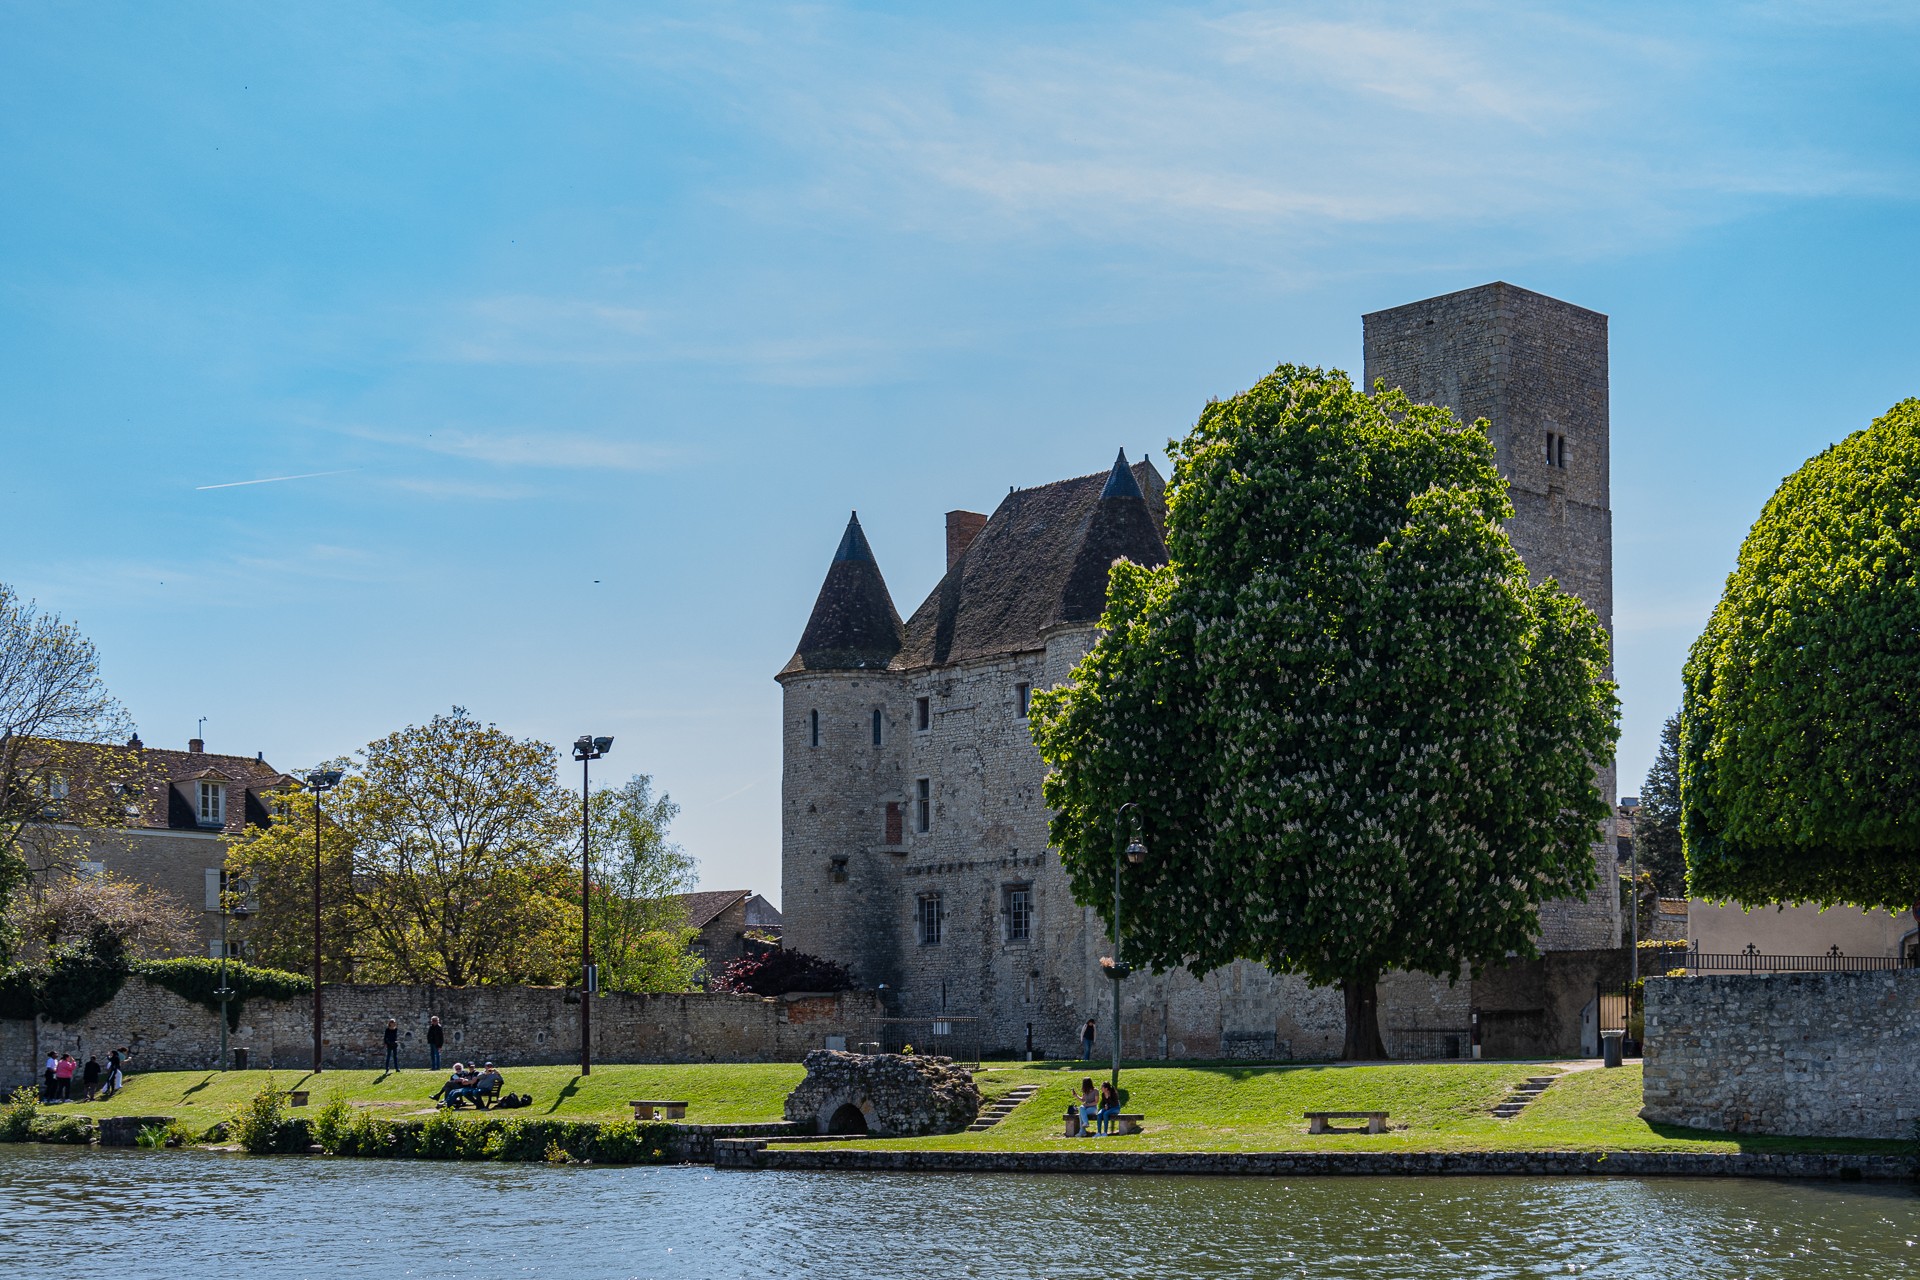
[195,468,358,491]
[344,423,680,472]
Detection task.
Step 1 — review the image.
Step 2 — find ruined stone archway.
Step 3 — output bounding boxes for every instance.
[827,1102,870,1135]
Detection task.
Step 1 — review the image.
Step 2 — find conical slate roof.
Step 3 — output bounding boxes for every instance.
[1055,448,1168,626]
[782,512,905,674]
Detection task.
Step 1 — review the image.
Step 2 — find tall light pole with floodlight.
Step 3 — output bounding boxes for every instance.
[305,767,343,1073]
[573,734,613,1076]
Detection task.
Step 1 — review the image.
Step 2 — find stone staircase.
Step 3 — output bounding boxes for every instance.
[966,1084,1041,1132]
[1492,1075,1558,1119]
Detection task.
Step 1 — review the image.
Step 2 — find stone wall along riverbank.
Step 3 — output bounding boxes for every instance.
[1642,970,1920,1140]
[2,978,882,1080]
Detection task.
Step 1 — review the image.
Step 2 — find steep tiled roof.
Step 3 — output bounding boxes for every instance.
[895,456,1167,669]
[674,889,752,928]
[30,739,290,835]
[782,512,906,675]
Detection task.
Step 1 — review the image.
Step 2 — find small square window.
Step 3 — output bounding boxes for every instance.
[829,856,849,884]
[915,778,931,833]
[1015,683,1031,718]
[915,697,930,732]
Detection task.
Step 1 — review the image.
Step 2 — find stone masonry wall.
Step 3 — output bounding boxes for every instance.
[1641,971,1920,1139]
[2,979,882,1084]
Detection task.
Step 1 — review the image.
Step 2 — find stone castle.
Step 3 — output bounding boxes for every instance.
[778,282,1618,1059]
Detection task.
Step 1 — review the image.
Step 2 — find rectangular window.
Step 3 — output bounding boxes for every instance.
[915,696,930,731]
[1004,883,1033,943]
[198,781,225,826]
[1015,683,1031,718]
[918,893,943,946]
[872,708,883,746]
[46,775,69,801]
[1544,432,1569,469]
[884,802,903,845]
[915,778,931,833]
[829,856,849,883]
[809,709,820,748]
[1558,434,1569,469]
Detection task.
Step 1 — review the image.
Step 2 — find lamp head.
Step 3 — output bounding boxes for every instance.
[306,769,343,792]
[593,735,614,755]
[1125,839,1147,864]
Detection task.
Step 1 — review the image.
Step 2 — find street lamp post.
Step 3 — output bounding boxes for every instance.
[214,887,250,1069]
[305,768,343,1074]
[1108,803,1146,1093]
[572,734,613,1077]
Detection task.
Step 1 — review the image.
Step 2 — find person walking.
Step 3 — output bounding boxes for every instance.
[42,1051,57,1101]
[426,1016,445,1070]
[1080,1019,1096,1061]
[103,1050,125,1100]
[81,1055,102,1102]
[381,1019,401,1072]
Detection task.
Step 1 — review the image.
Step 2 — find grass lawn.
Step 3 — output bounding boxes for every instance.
[47,1062,805,1134]
[35,1059,1910,1157]
[848,1061,1913,1156]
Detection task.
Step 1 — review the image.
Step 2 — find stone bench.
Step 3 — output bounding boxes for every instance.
[631,1100,689,1121]
[1305,1110,1388,1135]
[1062,1108,1145,1137]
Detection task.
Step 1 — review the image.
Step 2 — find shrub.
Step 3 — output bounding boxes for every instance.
[544,1139,571,1164]
[228,1080,310,1154]
[313,1096,355,1154]
[27,1114,95,1144]
[0,1085,40,1142]
[135,1123,169,1149]
[135,959,312,1032]
[711,948,852,996]
[418,1108,465,1160]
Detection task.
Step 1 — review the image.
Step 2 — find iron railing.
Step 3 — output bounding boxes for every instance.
[1684,950,1906,974]
[1387,1027,1472,1060]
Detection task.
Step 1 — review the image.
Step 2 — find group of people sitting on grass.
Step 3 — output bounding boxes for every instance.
[429,1061,532,1111]
[1072,1079,1123,1137]
[41,1048,128,1103]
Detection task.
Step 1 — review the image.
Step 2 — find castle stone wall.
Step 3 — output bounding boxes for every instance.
[1641,971,1920,1139]
[3,978,881,1083]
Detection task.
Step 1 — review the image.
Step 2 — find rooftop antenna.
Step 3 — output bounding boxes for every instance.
[197,717,207,740]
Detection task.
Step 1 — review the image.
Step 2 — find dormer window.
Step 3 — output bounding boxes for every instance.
[198,782,226,827]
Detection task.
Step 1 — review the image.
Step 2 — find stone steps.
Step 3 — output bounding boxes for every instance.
[965,1084,1042,1132]
[1491,1076,1558,1119]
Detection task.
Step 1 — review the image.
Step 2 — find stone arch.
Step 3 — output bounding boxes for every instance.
[815,1092,878,1136]
[827,1103,869,1135]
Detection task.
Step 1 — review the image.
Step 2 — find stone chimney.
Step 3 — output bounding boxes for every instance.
[945,510,987,570]
[188,738,204,754]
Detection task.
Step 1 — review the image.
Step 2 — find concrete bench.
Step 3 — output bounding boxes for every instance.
[1062,1108,1145,1137]
[630,1100,689,1121]
[1305,1110,1388,1135]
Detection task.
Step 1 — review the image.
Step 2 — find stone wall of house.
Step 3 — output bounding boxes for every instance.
[1641,970,1920,1139]
[1,978,883,1083]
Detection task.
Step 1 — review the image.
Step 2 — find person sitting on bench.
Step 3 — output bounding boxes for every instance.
[447,1064,504,1110]
[432,1063,474,1104]
[1095,1082,1120,1136]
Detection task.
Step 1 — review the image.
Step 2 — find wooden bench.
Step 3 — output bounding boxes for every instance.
[1305,1110,1388,1135]
[446,1078,503,1110]
[1061,1108,1145,1137]
[630,1100,689,1121]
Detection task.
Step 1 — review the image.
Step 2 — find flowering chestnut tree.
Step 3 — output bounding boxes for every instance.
[1031,365,1617,1059]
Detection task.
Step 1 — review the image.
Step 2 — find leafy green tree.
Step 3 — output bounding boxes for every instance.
[223,781,362,983]
[1632,714,1685,897]
[0,584,131,961]
[230,710,579,986]
[1032,364,1617,1059]
[586,775,701,993]
[1682,399,1920,920]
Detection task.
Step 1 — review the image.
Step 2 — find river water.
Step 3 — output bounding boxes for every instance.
[3,1145,1917,1279]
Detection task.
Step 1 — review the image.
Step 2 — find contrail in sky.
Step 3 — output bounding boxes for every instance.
[195,469,358,491]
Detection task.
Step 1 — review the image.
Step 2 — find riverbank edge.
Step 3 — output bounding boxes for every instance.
[712,1140,1919,1181]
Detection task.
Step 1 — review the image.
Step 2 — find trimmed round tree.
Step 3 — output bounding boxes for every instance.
[1031,364,1617,1059]
[1682,398,1920,921]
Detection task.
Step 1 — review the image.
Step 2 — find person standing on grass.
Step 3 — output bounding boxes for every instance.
[43,1051,57,1100]
[81,1055,101,1102]
[426,1016,445,1070]
[55,1053,77,1100]
[1080,1019,1096,1061]
[382,1019,401,1072]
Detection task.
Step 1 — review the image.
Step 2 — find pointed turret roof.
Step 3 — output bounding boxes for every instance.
[1099,448,1145,499]
[782,512,905,675]
[1055,448,1168,626]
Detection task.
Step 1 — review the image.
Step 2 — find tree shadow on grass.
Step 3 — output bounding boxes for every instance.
[541,1076,583,1116]
[180,1073,219,1096]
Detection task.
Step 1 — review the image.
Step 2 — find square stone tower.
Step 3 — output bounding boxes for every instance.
[1363,282,1618,950]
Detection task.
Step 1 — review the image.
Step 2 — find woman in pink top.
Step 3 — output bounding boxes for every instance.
[53,1053,76,1100]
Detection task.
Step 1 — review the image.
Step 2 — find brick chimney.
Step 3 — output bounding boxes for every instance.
[945,510,987,570]
[188,738,204,754]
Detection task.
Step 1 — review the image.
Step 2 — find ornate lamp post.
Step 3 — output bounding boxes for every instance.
[572,734,613,1076]
[305,768,343,1073]
[1106,803,1147,1092]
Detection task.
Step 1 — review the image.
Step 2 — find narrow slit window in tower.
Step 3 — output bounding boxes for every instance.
[871,708,883,746]
[809,709,820,747]
[915,778,931,833]
[916,697,930,731]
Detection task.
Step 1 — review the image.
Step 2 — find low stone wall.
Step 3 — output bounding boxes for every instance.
[713,1141,1915,1180]
[1,979,882,1082]
[1642,970,1920,1139]
[783,1051,981,1136]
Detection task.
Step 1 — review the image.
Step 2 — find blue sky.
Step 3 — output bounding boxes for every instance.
[3,2,1916,901]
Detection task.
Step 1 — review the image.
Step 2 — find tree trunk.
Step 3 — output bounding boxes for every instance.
[1340,975,1388,1061]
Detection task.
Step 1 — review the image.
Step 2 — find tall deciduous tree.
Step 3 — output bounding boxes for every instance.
[0,584,130,961]
[1682,399,1920,919]
[586,774,702,993]
[223,782,362,983]
[1033,364,1617,1059]
[1632,713,1686,898]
